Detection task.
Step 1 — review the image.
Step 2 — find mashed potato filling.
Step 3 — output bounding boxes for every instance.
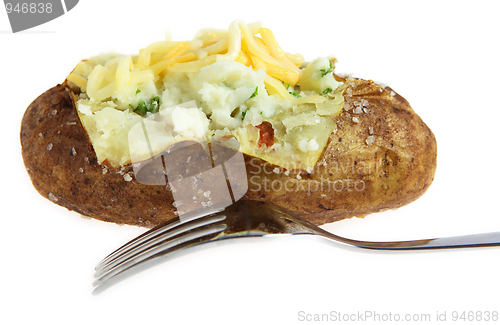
[68,20,345,170]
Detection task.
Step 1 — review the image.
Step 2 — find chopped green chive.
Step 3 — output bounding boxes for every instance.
[250,87,258,99]
[322,88,333,95]
[282,81,301,97]
[130,97,161,116]
[281,81,292,90]
[320,62,334,77]
[241,108,250,120]
[150,96,160,113]
[135,99,148,115]
[136,89,141,94]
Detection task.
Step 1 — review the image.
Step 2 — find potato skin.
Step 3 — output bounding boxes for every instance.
[20,80,436,227]
[21,85,174,227]
[245,79,437,224]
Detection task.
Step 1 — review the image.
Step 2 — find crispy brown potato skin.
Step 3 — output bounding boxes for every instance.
[20,80,436,227]
[245,79,437,224]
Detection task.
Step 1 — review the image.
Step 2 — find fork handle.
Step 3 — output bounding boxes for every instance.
[321,231,500,250]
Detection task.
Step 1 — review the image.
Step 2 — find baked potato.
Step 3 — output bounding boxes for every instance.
[20,21,437,227]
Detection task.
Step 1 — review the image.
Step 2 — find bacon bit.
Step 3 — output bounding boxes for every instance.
[256,122,274,148]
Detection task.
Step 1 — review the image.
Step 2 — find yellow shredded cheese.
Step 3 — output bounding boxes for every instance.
[67,20,322,103]
[68,20,345,170]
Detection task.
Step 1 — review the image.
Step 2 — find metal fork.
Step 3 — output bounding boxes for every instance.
[93,200,500,293]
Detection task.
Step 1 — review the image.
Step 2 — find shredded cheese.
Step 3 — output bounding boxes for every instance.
[68,20,346,170]
[67,20,323,104]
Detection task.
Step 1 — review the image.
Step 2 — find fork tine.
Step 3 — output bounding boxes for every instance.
[95,208,224,271]
[93,224,227,288]
[93,217,227,287]
[95,217,182,270]
[92,226,228,294]
[95,214,226,277]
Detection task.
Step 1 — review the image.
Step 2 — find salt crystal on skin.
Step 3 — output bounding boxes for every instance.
[51,109,57,116]
[71,148,77,156]
[46,143,53,151]
[273,167,280,174]
[369,126,374,135]
[123,173,133,182]
[48,192,58,202]
[353,106,363,114]
[352,117,360,123]
[366,136,376,145]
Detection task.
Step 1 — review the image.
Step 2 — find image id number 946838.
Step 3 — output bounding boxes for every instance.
[451,311,498,322]
[5,2,53,14]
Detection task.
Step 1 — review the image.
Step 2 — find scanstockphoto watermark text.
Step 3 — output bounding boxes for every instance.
[298,310,499,322]
[249,174,366,193]
[246,157,386,194]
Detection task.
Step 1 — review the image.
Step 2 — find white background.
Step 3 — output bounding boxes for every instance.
[2,1,500,324]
